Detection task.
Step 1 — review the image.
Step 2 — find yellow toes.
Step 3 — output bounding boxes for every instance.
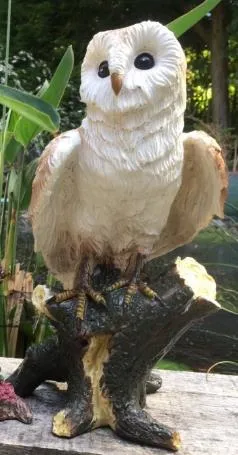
[138,283,158,300]
[105,279,129,293]
[87,289,106,306]
[124,283,138,305]
[76,290,87,320]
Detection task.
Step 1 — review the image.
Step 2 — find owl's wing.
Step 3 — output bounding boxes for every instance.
[29,129,82,284]
[151,130,228,259]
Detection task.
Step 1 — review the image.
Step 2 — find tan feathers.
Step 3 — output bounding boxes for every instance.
[150,130,228,259]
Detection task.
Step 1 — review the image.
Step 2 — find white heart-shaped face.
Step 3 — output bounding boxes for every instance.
[80,20,186,114]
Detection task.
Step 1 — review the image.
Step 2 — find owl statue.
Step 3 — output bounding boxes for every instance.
[30,21,227,313]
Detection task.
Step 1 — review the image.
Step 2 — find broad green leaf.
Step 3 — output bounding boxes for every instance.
[167,0,222,37]
[0,130,12,150]
[3,83,50,163]
[7,110,20,134]
[0,85,60,137]
[8,159,38,211]
[1,111,23,164]
[42,46,74,107]
[37,79,50,97]
[19,158,39,210]
[14,46,74,146]
[4,136,23,164]
[12,81,50,147]
[1,111,19,159]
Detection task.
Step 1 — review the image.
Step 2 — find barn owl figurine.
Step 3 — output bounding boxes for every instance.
[30,21,227,316]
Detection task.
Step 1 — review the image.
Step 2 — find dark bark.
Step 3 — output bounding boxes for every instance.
[7,264,219,452]
[211,2,229,128]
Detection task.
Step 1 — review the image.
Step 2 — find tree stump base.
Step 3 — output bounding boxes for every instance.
[7,258,220,451]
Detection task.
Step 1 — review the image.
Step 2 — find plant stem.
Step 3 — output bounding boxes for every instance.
[204,262,238,269]
[4,191,12,259]
[0,289,8,356]
[0,0,12,258]
[4,150,25,274]
[0,172,10,255]
[0,0,12,356]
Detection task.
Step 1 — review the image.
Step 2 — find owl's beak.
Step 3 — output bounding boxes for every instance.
[111,73,123,96]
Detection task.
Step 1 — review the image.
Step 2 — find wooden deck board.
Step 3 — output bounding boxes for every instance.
[0,357,237,455]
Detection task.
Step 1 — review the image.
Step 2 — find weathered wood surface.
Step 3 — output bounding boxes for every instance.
[0,358,237,455]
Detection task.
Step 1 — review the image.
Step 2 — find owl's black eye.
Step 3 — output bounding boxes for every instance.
[134,53,155,70]
[98,60,110,78]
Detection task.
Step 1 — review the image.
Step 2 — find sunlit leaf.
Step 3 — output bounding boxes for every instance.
[14,46,74,146]
[42,46,74,107]
[0,85,60,138]
[7,110,20,134]
[37,80,50,97]
[167,0,222,37]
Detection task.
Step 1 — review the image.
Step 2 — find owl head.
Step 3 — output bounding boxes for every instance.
[80,20,186,115]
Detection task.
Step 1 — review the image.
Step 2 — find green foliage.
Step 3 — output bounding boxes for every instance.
[0,85,60,135]
[195,222,238,315]
[186,48,212,120]
[167,0,222,37]
[0,46,74,357]
[0,0,237,364]
[13,45,74,145]
[0,47,51,92]
[1,1,237,137]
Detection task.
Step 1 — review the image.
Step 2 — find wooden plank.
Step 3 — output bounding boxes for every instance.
[0,358,237,455]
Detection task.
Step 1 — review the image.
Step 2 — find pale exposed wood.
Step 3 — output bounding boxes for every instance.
[0,358,237,455]
[1,266,33,358]
[7,264,33,295]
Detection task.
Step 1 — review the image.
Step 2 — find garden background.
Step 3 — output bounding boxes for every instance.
[0,0,237,372]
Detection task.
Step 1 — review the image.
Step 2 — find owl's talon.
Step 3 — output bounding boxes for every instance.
[124,282,138,305]
[139,282,166,306]
[138,283,159,300]
[123,282,159,305]
[76,287,106,320]
[104,279,129,293]
[104,279,139,305]
[76,290,87,320]
[53,288,105,320]
[55,290,79,304]
[86,288,106,306]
